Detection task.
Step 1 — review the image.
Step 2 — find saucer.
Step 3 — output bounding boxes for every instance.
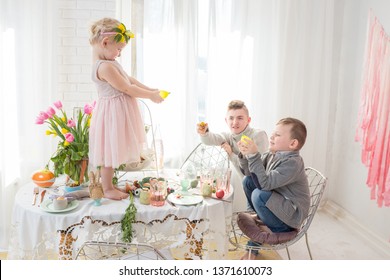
[167,193,203,206]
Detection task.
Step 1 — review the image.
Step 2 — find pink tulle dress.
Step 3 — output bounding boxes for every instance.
[89,60,146,168]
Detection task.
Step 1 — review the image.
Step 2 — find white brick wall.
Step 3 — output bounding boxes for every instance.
[57,0,116,111]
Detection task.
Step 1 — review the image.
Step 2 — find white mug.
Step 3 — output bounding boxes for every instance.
[53,197,68,210]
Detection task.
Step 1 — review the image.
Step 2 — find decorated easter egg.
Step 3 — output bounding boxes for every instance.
[32,169,55,187]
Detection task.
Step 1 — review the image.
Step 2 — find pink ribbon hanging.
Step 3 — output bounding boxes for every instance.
[356,11,390,207]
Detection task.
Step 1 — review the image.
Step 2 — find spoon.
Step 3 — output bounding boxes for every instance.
[32,187,39,205]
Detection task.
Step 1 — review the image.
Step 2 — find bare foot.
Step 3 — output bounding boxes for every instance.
[114,185,129,194]
[104,188,129,200]
[240,252,257,260]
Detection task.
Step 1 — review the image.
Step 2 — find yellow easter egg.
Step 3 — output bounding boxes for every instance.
[241,134,252,144]
[159,90,170,99]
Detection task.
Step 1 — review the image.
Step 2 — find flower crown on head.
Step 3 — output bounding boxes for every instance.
[101,22,134,43]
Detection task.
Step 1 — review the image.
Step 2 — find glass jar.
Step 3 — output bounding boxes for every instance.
[149,179,167,206]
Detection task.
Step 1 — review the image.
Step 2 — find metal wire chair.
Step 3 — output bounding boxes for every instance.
[180,143,230,171]
[75,241,167,260]
[229,167,327,260]
[114,100,160,183]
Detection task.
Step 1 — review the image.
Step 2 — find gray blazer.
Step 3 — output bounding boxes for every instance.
[239,151,310,229]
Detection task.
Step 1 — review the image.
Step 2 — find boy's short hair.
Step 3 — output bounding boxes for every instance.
[277,117,307,150]
[227,100,249,115]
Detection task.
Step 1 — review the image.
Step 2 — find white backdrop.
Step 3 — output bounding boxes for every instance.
[1,0,389,251]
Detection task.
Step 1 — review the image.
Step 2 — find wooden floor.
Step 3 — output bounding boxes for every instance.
[277,206,390,260]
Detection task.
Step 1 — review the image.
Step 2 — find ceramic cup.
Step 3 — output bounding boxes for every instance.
[140,189,150,205]
[180,179,190,192]
[53,197,68,210]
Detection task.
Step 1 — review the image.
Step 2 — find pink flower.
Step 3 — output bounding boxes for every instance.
[39,111,49,120]
[65,133,74,143]
[46,107,56,118]
[67,119,76,127]
[84,103,94,115]
[35,111,50,124]
[35,117,45,125]
[53,100,63,110]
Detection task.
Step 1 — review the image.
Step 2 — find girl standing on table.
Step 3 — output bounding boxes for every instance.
[88,18,164,200]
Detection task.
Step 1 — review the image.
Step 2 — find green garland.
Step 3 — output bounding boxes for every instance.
[121,191,137,243]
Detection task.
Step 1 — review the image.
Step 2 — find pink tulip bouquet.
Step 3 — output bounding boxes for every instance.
[35,100,95,185]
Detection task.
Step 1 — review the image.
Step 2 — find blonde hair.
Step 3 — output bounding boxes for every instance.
[227,100,249,115]
[89,18,121,45]
[277,117,307,150]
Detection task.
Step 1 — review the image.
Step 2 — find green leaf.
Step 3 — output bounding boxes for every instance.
[70,150,82,161]
[121,193,137,243]
[114,34,121,43]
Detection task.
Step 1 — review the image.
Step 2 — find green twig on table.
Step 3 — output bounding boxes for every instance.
[121,191,137,243]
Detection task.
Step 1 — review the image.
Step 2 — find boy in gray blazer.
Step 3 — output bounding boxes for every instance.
[237,117,310,260]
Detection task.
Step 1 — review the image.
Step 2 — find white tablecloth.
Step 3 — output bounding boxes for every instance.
[8,171,233,260]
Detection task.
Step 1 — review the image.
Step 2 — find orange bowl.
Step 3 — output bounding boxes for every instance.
[32,169,55,187]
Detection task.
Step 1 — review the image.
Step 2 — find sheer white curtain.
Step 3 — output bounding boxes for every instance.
[272,0,337,173]
[138,0,337,174]
[0,0,56,250]
[135,0,200,166]
[137,0,259,165]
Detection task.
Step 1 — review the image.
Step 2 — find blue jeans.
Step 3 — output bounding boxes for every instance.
[243,176,294,255]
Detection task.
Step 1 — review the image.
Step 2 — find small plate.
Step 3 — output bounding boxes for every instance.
[167,193,203,206]
[41,200,79,213]
[65,185,82,192]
